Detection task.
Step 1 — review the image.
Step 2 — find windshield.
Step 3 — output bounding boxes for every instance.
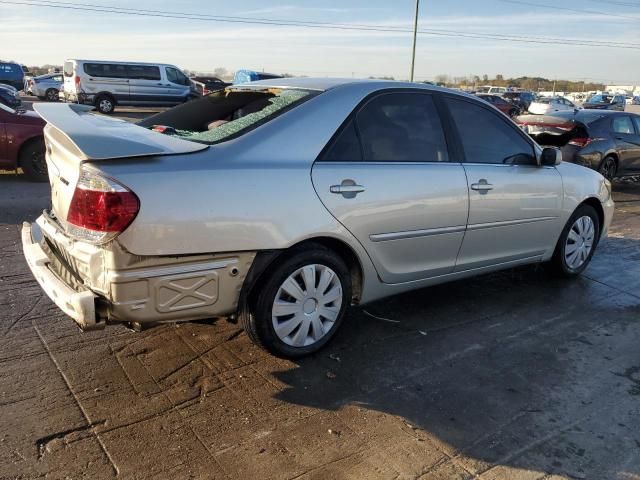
[588,94,612,103]
[141,88,315,145]
[0,102,16,114]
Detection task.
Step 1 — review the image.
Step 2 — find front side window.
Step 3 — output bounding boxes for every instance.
[355,92,448,162]
[612,116,634,134]
[445,97,535,165]
[166,67,189,86]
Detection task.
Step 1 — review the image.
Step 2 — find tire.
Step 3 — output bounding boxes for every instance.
[45,88,58,102]
[598,156,617,181]
[19,138,48,182]
[95,94,116,114]
[240,245,351,358]
[549,204,600,277]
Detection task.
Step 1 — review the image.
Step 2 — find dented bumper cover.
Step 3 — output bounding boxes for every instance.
[22,213,256,330]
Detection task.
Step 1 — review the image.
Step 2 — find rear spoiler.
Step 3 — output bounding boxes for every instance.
[34,103,207,161]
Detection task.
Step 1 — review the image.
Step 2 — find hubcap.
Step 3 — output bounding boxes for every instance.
[565,215,595,270]
[272,264,343,348]
[100,99,112,112]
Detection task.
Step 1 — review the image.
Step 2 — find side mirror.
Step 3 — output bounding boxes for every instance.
[540,147,562,166]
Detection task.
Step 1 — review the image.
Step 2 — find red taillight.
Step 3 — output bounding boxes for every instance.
[568,137,592,148]
[202,88,210,95]
[75,75,81,88]
[66,168,139,244]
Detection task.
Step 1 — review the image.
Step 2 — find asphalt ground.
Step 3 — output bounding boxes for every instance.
[1,98,640,479]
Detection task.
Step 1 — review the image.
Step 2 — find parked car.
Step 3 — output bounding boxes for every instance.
[476,94,520,117]
[26,73,63,101]
[516,110,640,180]
[0,102,46,180]
[476,85,507,94]
[633,96,640,106]
[23,79,613,357]
[189,76,231,97]
[583,94,626,111]
[502,91,535,111]
[61,59,192,114]
[528,96,580,115]
[0,83,21,108]
[0,62,25,90]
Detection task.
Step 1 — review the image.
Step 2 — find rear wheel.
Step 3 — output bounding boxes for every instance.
[598,156,617,180]
[19,138,48,182]
[45,88,58,102]
[549,204,600,277]
[240,246,351,358]
[95,94,116,114]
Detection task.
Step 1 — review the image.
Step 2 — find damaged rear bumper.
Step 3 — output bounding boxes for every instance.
[22,221,102,330]
[22,213,257,330]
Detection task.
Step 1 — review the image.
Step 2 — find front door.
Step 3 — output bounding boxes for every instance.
[442,95,563,271]
[312,91,469,284]
[612,115,640,174]
[165,67,191,103]
[127,65,166,104]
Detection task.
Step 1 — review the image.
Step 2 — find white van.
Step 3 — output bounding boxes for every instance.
[62,59,192,114]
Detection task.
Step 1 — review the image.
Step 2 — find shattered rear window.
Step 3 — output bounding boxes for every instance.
[149,88,313,145]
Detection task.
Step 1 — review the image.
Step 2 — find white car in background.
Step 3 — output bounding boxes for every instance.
[528,97,580,115]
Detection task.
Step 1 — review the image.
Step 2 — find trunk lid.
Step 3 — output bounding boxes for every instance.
[35,103,207,225]
[515,114,589,163]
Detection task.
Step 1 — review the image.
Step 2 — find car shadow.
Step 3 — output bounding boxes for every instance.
[0,171,50,224]
[271,233,640,479]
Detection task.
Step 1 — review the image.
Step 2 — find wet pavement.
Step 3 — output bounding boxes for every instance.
[1,173,640,480]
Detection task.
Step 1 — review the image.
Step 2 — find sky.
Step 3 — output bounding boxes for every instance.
[1,0,639,84]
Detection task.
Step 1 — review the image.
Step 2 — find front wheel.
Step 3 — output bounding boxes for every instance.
[598,156,617,181]
[240,246,351,358]
[549,204,600,277]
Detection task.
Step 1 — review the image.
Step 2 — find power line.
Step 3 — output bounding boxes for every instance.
[2,0,640,49]
[499,0,640,21]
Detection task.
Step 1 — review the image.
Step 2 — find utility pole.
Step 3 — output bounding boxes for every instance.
[410,0,420,82]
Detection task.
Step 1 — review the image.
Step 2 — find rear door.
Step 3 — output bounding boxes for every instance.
[312,91,469,284]
[127,65,164,104]
[442,95,563,271]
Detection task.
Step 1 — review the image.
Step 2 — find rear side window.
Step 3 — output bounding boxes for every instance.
[445,97,535,165]
[612,116,634,134]
[322,120,362,161]
[84,63,127,78]
[127,65,161,80]
[355,93,448,162]
[0,64,18,74]
[632,116,640,134]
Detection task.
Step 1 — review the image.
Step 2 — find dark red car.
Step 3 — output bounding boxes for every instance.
[0,103,47,181]
[476,94,521,118]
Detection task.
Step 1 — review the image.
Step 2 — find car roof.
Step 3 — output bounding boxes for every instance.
[67,59,179,67]
[229,77,459,96]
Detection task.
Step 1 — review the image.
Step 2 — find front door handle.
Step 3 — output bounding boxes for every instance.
[330,180,365,198]
[470,179,494,192]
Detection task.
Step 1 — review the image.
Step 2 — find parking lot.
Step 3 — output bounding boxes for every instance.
[2,100,640,480]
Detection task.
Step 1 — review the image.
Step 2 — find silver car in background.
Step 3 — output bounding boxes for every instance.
[27,73,63,101]
[22,78,614,358]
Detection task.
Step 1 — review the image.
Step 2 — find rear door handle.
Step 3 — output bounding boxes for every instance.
[330,181,365,198]
[470,180,494,192]
[330,184,365,194]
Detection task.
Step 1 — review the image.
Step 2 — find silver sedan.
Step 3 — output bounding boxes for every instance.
[27,73,63,101]
[22,78,614,358]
